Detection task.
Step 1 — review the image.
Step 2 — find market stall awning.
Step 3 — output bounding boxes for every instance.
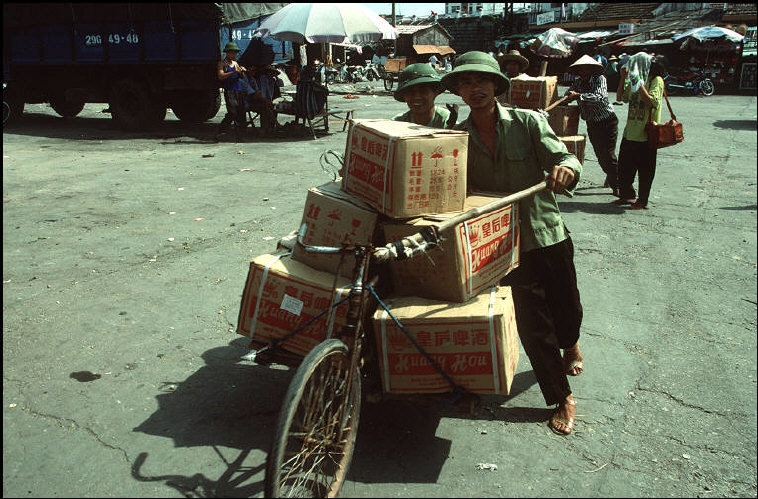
[413,44,456,56]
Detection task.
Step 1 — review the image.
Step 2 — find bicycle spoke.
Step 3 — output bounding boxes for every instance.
[267,340,360,498]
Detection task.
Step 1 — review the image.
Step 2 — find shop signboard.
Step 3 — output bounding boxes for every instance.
[619,23,635,35]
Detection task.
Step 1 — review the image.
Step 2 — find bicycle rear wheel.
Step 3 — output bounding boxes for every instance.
[265,338,361,498]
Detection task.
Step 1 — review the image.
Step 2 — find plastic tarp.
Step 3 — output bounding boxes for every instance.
[529,28,579,58]
[220,3,288,25]
[220,5,294,66]
[672,25,744,43]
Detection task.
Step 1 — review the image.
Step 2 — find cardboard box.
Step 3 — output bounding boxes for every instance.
[292,181,380,277]
[505,75,558,110]
[548,104,580,136]
[382,194,519,303]
[373,286,519,395]
[342,119,468,218]
[559,135,586,164]
[236,252,352,357]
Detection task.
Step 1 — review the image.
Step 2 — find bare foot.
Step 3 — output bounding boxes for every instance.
[563,342,584,376]
[548,395,577,435]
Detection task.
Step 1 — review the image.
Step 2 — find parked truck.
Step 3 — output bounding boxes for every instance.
[2,3,293,130]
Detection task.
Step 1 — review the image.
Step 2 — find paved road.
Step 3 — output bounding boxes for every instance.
[3,83,756,498]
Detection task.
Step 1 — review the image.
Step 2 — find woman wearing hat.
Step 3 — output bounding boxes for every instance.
[216,41,248,141]
[606,54,621,91]
[564,54,620,197]
[441,51,585,436]
[497,49,529,78]
[392,63,455,128]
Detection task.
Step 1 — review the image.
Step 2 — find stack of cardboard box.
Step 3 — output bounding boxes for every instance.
[497,74,586,164]
[236,119,520,396]
[548,104,586,164]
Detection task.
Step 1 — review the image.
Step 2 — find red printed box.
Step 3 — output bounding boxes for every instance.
[341,119,468,218]
[502,75,558,110]
[292,181,379,278]
[382,194,519,303]
[236,253,351,357]
[373,286,519,395]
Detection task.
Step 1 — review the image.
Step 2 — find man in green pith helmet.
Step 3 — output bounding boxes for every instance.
[441,51,585,437]
[392,63,457,129]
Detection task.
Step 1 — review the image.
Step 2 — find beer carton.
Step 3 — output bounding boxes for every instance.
[236,253,351,357]
[505,74,558,110]
[292,181,379,277]
[381,194,519,303]
[342,119,468,218]
[373,286,519,395]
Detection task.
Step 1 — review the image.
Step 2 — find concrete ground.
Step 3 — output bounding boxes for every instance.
[3,79,757,498]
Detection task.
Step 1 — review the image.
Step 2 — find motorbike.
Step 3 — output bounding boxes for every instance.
[664,70,715,96]
[326,61,366,84]
[362,60,382,82]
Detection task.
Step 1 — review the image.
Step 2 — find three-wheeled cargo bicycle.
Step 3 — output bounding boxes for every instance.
[244,182,547,497]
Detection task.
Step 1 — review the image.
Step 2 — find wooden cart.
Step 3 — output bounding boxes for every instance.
[380,57,410,91]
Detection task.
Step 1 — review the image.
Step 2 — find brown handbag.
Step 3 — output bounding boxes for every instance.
[645,89,684,149]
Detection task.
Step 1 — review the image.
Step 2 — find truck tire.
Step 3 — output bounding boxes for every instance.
[5,86,25,122]
[171,90,221,123]
[50,98,85,118]
[109,79,163,131]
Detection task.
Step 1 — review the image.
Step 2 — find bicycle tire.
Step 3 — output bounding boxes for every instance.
[265,338,361,498]
[700,78,715,96]
[383,76,394,91]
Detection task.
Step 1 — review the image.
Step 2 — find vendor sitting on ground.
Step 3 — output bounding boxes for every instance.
[392,63,457,129]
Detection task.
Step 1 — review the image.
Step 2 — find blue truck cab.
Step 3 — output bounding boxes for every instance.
[3,3,292,130]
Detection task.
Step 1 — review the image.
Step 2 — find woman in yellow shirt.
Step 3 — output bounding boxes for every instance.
[615,53,666,210]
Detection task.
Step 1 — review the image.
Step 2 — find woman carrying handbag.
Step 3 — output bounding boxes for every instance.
[614,53,666,210]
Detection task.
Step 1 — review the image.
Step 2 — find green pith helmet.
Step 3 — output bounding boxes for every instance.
[394,63,444,102]
[223,41,240,53]
[441,51,510,96]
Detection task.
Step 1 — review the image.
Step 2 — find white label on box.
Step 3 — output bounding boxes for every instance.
[250,252,291,340]
[280,294,304,316]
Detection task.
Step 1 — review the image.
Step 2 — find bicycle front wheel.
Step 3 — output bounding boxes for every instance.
[700,78,715,96]
[265,338,361,498]
[383,75,394,91]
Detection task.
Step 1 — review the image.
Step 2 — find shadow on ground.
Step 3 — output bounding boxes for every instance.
[132,338,542,493]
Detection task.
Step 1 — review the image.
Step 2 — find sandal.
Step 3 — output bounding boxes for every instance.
[563,344,584,376]
[611,197,636,205]
[549,397,577,436]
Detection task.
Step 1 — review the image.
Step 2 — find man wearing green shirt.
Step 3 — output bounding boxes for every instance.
[441,51,584,436]
[393,63,456,128]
